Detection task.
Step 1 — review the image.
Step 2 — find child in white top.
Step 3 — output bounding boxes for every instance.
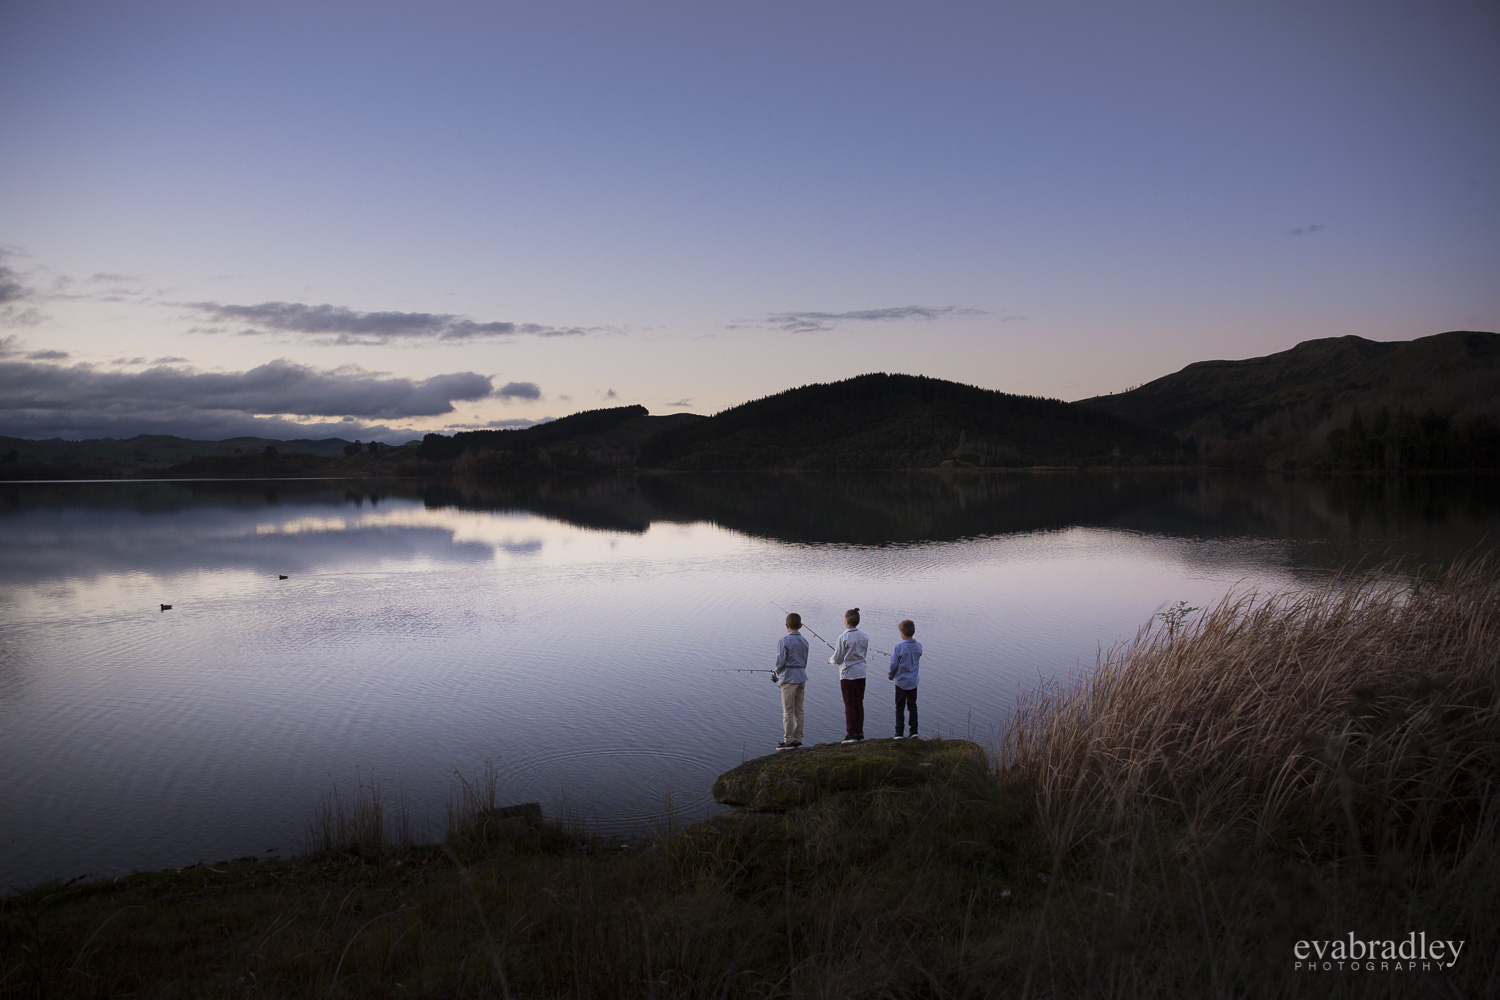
[829,607,869,742]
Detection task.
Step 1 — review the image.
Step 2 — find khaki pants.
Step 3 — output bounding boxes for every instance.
[780,681,806,743]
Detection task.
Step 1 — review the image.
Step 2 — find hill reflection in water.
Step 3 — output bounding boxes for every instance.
[422,470,1499,566]
[1,471,1496,890]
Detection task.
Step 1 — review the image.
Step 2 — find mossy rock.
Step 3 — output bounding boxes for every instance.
[712,738,992,812]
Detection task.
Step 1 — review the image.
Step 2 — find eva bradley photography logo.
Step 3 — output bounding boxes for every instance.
[1294,932,1464,972]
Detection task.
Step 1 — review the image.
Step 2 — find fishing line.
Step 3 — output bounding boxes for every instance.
[771,599,892,660]
[770,599,834,650]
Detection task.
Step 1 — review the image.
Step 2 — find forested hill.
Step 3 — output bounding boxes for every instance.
[415,405,700,473]
[1077,330,1500,470]
[636,374,1178,470]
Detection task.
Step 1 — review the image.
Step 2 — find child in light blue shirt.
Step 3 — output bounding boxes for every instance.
[773,612,810,749]
[887,619,922,739]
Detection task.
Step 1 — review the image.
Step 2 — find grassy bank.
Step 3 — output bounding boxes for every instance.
[4,559,1497,997]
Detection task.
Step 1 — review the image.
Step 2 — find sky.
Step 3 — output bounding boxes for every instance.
[1,0,1496,442]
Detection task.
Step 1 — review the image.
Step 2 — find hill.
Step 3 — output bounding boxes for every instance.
[0,433,356,464]
[1078,330,1500,470]
[0,433,412,480]
[636,373,1178,470]
[414,405,702,474]
[0,407,699,480]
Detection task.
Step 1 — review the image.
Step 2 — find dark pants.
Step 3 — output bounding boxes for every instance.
[895,685,918,736]
[840,677,866,738]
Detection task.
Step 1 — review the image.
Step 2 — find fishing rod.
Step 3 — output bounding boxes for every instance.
[717,667,775,673]
[771,599,892,660]
[770,599,835,650]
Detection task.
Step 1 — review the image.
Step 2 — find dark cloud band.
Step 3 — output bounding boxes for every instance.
[764,305,985,333]
[187,300,587,345]
[0,357,503,440]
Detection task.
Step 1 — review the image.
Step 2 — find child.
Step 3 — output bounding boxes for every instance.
[887,619,922,739]
[829,607,868,743]
[772,612,810,749]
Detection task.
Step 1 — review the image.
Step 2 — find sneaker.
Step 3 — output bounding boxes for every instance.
[841,735,858,744]
[908,733,921,741]
[854,734,865,741]
[893,733,905,740]
[790,741,802,748]
[776,741,795,750]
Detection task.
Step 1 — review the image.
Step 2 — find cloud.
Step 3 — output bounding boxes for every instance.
[26,349,69,360]
[603,388,618,399]
[0,249,46,327]
[761,305,985,333]
[440,417,548,430]
[665,398,694,408]
[0,357,496,440]
[186,300,589,346]
[495,380,541,400]
[0,263,27,305]
[1286,224,1326,237]
[152,355,188,364]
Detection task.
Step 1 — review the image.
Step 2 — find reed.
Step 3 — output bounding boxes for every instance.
[302,772,415,857]
[445,758,502,842]
[1003,555,1500,864]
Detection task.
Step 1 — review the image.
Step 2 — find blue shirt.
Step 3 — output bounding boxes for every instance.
[774,630,809,685]
[888,638,922,690]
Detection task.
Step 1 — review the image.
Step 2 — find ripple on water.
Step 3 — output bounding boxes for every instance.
[497,743,723,831]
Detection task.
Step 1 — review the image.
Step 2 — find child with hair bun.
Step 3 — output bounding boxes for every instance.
[829,607,869,743]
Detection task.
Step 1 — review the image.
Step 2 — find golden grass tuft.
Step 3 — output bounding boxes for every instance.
[1002,554,1500,865]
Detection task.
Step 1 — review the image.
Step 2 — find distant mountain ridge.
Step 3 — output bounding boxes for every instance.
[0,433,365,465]
[637,373,1178,470]
[5,331,1497,478]
[1078,330,1500,470]
[0,432,419,480]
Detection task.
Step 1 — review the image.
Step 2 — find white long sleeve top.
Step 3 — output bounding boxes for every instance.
[829,627,869,680]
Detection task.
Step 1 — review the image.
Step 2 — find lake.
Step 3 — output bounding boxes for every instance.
[3,471,1497,890]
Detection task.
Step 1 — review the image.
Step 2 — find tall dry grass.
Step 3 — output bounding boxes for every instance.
[302,772,416,857]
[1002,555,1500,866]
[445,758,502,841]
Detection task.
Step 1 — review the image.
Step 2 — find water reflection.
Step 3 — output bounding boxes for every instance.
[0,504,491,589]
[1,472,1497,890]
[419,471,1500,566]
[6,473,1496,575]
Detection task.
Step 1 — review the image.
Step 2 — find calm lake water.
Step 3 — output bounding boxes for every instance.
[2,472,1497,889]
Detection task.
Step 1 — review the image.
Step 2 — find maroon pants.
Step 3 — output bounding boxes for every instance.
[840,677,866,739]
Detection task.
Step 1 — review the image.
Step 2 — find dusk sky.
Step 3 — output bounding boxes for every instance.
[2,0,1496,442]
